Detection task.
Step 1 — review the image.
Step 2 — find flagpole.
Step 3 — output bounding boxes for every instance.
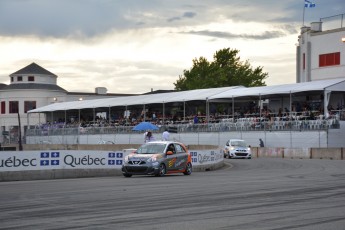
[302,0,306,26]
[303,0,316,26]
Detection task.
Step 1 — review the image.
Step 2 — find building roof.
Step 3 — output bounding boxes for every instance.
[1,83,67,92]
[67,92,136,97]
[10,62,57,76]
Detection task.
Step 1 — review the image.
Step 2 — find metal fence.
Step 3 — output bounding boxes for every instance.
[320,13,345,31]
[26,118,340,137]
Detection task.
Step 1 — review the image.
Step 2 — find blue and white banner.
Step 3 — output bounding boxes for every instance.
[0,151,124,171]
[304,0,315,8]
[0,149,223,172]
[189,149,223,165]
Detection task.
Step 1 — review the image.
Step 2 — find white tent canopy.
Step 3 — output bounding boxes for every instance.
[208,78,345,100]
[28,86,243,113]
[28,78,345,114]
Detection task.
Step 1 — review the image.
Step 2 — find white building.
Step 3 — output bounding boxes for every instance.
[0,62,134,144]
[296,15,345,83]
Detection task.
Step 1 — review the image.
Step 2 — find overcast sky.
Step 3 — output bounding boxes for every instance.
[0,0,344,94]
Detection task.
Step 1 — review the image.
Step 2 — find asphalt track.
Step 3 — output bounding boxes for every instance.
[1,158,345,230]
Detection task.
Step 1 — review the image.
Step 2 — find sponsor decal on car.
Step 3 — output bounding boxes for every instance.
[168,158,176,167]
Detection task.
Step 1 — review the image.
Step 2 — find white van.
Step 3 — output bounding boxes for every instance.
[223,139,251,159]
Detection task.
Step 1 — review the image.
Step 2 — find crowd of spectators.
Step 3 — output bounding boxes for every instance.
[32,101,343,134]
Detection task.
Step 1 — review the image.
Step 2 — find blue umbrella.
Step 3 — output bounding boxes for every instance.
[132,122,159,131]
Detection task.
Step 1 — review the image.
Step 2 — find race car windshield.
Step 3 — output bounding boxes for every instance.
[231,141,247,147]
[136,144,166,154]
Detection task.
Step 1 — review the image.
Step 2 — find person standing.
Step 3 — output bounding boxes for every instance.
[193,115,199,124]
[145,131,155,143]
[162,129,170,141]
[259,138,264,147]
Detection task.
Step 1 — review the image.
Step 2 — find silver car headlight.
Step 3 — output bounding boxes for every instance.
[124,155,130,163]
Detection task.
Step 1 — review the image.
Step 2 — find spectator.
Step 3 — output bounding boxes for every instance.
[193,115,199,124]
[162,129,170,141]
[259,138,264,147]
[145,131,155,143]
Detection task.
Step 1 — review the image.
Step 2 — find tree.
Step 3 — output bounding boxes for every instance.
[174,48,268,90]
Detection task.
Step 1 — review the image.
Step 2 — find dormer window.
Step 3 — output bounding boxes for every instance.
[17,76,23,81]
[28,76,35,82]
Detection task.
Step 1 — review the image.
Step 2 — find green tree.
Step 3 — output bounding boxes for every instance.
[174,48,268,90]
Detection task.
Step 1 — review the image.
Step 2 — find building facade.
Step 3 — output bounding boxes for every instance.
[296,15,345,83]
[0,63,134,144]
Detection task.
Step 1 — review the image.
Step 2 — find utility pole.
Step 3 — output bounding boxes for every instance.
[18,112,23,151]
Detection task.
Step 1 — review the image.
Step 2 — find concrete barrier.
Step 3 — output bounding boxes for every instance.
[258,147,284,158]
[311,148,343,160]
[283,148,311,159]
[0,169,122,181]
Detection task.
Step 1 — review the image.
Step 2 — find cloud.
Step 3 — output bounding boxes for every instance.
[167,11,197,22]
[182,30,289,40]
[1,0,343,39]
[0,0,306,38]
[1,0,345,95]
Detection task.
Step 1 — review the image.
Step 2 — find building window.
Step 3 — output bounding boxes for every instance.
[11,77,13,82]
[319,52,340,67]
[303,53,305,70]
[9,101,19,114]
[28,76,35,82]
[1,101,5,114]
[17,76,23,81]
[24,101,36,113]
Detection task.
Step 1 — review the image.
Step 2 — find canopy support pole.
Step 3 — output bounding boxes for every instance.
[183,101,186,121]
[289,91,292,120]
[108,106,111,126]
[162,102,165,124]
[125,105,128,125]
[232,96,234,122]
[93,108,95,124]
[206,98,209,123]
[259,94,262,118]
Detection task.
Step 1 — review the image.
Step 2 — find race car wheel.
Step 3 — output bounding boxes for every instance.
[123,173,132,177]
[183,162,192,175]
[155,164,166,177]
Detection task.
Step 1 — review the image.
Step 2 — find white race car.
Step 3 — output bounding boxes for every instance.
[223,139,251,159]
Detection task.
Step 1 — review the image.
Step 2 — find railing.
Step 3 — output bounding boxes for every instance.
[26,117,340,137]
[320,13,345,31]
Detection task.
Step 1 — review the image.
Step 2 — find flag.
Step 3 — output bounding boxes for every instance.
[305,0,315,8]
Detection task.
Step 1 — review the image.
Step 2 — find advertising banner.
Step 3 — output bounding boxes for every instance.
[0,151,124,171]
[0,149,223,172]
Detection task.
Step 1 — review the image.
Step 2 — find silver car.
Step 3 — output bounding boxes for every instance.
[122,141,192,177]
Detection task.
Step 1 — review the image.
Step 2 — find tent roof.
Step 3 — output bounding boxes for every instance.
[28,78,345,113]
[208,78,345,100]
[28,86,242,113]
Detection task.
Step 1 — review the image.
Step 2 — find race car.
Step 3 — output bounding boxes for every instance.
[122,141,192,177]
